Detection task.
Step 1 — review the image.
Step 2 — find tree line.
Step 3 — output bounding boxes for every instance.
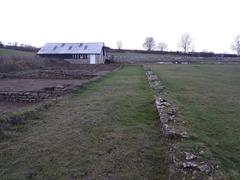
[116,33,240,55]
[0,41,39,52]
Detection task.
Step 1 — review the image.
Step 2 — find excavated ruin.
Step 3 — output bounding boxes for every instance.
[144,65,224,179]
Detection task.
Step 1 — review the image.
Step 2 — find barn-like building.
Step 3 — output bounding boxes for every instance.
[37,42,106,64]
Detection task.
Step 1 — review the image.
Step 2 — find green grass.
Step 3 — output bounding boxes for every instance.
[151,64,240,178]
[0,48,35,57]
[0,65,169,179]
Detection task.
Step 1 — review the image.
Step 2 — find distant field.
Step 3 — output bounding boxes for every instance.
[108,51,240,64]
[151,64,240,178]
[0,48,35,57]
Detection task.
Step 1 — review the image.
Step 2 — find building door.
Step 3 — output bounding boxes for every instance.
[90,55,96,64]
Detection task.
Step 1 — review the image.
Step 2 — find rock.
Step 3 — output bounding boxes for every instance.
[169,115,175,121]
[150,81,161,89]
[183,162,198,169]
[167,108,176,116]
[180,130,189,138]
[199,150,205,155]
[162,102,171,107]
[145,71,153,75]
[158,86,165,91]
[160,115,169,123]
[198,164,211,174]
[155,99,161,106]
[55,85,65,89]
[149,75,158,81]
[192,170,198,175]
[185,152,197,160]
[163,124,189,138]
[183,162,211,174]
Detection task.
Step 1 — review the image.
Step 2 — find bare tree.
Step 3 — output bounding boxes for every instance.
[231,35,240,55]
[179,33,194,53]
[116,40,123,49]
[0,41,4,48]
[157,42,168,51]
[13,42,18,47]
[143,37,156,51]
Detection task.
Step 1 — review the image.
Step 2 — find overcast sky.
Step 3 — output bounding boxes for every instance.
[0,0,239,53]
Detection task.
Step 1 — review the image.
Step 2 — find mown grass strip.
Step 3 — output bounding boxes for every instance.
[0,65,169,179]
[151,64,240,179]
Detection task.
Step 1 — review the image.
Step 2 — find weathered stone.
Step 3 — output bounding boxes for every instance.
[185,152,197,160]
[0,90,56,103]
[163,124,189,138]
[198,164,211,174]
[148,75,158,82]
[183,162,198,169]
[160,115,169,123]
[167,108,176,116]
[169,115,175,121]
[144,68,219,177]
[150,81,161,90]
[199,150,205,155]
[161,102,171,107]
[155,100,162,108]
[55,85,65,89]
[180,131,189,138]
[183,161,211,174]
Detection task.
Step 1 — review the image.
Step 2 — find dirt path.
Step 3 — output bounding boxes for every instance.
[0,66,168,179]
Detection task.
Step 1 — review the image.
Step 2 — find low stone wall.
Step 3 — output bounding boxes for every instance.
[0,91,47,103]
[0,85,67,103]
[145,69,189,139]
[144,66,224,179]
[0,70,96,80]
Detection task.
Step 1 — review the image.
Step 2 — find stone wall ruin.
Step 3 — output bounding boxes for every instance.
[144,65,224,179]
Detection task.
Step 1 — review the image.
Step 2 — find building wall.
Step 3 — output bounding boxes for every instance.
[95,55,101,64]
[64,58,90,64]
[95,50,105,64]
[65,54,90,64]
[39,51,106,64]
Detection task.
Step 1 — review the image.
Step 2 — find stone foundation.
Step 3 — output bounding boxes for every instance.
[0,70,96,80]
[144,65,224,179]
[0,85,67,103]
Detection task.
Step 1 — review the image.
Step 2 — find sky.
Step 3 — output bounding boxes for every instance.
[0,0,239,53]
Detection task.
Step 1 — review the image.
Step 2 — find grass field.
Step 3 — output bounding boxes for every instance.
[0,48,35,57]
[151,64,240,178]
[0,66,169,179]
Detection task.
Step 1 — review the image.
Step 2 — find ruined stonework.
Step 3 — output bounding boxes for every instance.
[0,70,96,80]
[144,65,224,179]
[0,85,67,103]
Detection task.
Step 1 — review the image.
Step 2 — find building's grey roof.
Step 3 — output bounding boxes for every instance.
[37,42,104,55]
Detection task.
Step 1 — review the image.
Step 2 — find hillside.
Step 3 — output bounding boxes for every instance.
[0,48,36,57]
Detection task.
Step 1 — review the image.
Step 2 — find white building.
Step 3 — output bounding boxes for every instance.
[37,42,106,64]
